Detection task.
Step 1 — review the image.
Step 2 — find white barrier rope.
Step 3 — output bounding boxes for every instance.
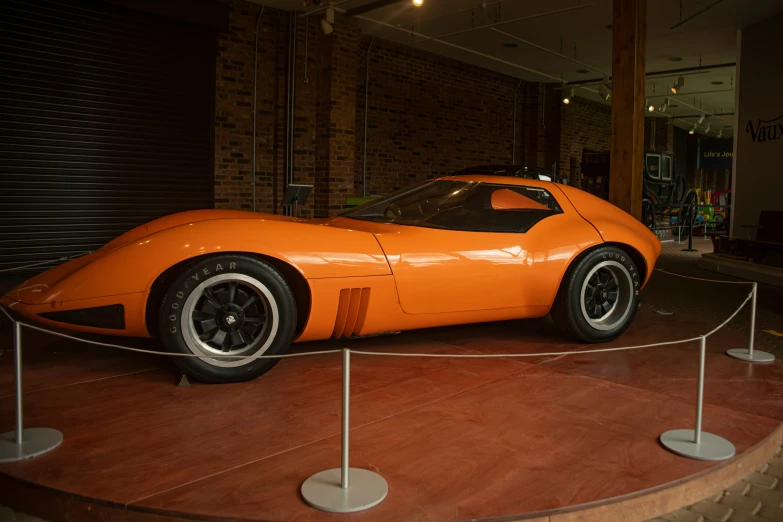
[19,323,341,360]
[0,269,754,362]
[703,291,754,338]
[655,268,755,285]
[0,252,91,274]
[352,336,703,358]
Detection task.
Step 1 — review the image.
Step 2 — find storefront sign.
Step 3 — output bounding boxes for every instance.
[745,115,783,143]
[697,138,733,170]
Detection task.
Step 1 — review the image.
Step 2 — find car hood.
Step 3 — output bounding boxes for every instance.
[5,210,304,305]
[101,210,301,253]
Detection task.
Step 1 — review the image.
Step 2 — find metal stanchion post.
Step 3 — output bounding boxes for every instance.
[727,283,775,363]
[0,322,63,462]
[682,203,698,252]
[660,336,735,461]
[301,349,387,513]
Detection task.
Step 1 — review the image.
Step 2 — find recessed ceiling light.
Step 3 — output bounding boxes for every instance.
[669,104,679,108]
[711,81,724,85]
[576,69,589,74]
[668,57,683,62]
[502,42,518,49]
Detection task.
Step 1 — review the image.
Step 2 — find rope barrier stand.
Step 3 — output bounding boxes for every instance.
[654,270,775,364]
[726,283,775,363]
[0,265,769,500]
[0,315,63,462]
[301,348,388,513]
[659,336,736,461]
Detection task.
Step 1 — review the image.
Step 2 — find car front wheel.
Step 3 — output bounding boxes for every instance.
[158,255,296,383]
[551,246,640,343]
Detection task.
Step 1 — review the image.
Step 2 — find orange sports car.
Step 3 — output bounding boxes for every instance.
[2,174,661,383]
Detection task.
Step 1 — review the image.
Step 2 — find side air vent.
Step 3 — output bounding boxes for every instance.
[332,288,371,339]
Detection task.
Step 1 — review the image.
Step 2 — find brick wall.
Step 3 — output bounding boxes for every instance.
[213,1,288,213]
[212,0,648,215]
[558,98,612,188]
[644,116,674,153]
[354,37,524,196]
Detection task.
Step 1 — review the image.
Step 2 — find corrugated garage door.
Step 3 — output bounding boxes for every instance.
[0,0,215,274]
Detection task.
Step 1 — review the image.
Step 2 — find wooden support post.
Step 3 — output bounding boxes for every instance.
[609,0,646,220]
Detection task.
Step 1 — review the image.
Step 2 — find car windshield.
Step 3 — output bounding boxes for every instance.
[341,180,561,233]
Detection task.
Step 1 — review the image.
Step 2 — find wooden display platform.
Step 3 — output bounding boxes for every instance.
[0,305,781,522]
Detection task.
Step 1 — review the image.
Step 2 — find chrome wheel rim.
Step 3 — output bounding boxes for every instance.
[580,261,633,331]
[181,274,279,368]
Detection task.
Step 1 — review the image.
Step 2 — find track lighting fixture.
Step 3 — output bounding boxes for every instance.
[413,0,424,6]
[563,88,574,105]
[717,129,723,138]
[599,84,611,101]
[689,123,696,135]
[704,123,711,134]
[697,114,705,125]
[671,76,685,94]
[647,99,655,112]
[321,8,334,35]
[660,98,669,113]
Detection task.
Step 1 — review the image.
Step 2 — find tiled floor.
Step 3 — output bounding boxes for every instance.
[0,238,780,522]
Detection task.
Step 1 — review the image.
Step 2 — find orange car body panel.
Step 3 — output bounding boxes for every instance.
[555,184,662,286]
[1,175,660,342]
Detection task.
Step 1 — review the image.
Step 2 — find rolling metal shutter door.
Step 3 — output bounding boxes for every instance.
[0,0,215,274]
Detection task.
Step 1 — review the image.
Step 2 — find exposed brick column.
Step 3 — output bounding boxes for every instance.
[643,116,673,152]
[313,14,360,217]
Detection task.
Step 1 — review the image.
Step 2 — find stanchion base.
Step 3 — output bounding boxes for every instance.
[302,468,388,513]
[0,428,63,463]
[660,429,735,461]
[681,249,699,252]
[726,348,775,363]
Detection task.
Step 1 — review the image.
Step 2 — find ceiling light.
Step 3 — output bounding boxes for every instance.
[599,76,612,100]
[697,114,705,125]
[321,8,334,35]
[647,99,655,112]
[711,81,724,85]
[689,123,696,135]
[670,76,685,94]
[576,69,589,74]
[413,0,424,6]
[660,98,669,113]
[704,122,711,134]
[563,88,574,105]
[668,57,683,62]
[717,129,723,138]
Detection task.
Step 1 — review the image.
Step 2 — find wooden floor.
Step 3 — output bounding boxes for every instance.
[0,304,781,522]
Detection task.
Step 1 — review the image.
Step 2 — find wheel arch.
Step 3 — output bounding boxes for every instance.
[604,242,648,285]
[557,242,648,298]
[144,252,312,339]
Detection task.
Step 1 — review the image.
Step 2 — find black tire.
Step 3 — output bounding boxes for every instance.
[641,198,655,229]
[551,246,641,343]
[158,254,296,384]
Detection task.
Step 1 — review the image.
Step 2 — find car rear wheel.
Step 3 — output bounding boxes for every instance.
[551,246,640,343]
[158,255,296,383]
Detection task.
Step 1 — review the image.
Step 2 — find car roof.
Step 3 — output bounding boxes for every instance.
[437,174,554,189]
[451,165,550,176]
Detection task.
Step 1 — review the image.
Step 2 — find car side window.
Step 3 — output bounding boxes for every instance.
[425,184,562,233]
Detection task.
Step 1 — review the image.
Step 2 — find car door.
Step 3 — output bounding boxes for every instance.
[372,183,574,315]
